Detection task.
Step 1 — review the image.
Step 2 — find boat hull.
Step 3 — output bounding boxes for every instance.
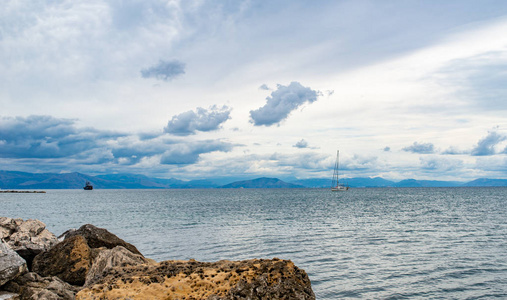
[331,186,349,191]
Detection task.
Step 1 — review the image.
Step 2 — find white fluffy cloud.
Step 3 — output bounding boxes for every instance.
[250,82,320,126]
[164,105,231,136]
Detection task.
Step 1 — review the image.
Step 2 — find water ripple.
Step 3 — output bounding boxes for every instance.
[1,187,507,299]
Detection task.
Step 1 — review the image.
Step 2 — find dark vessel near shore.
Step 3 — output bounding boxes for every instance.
[84,181,93,190]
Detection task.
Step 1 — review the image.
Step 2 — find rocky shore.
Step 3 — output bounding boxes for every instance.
[0,217,315,299]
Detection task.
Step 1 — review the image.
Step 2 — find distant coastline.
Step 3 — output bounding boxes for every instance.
[0,190,46,193]
[1,170,506,189]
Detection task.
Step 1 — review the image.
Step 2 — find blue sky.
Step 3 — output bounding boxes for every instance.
[1,0,507,181]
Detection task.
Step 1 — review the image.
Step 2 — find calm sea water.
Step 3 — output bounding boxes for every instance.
[1,187,506,299]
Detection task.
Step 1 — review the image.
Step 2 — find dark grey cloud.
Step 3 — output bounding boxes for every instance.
[141,60,186,81]
[471,131,506,156]
[250,82,320,126]
[0,115,123,159]
[164,105,231,136]
[293,139,308,148]
[0,115,233,172]
[402,142,435,154]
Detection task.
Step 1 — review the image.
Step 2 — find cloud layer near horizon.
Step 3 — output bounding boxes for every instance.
[0,115,234,171]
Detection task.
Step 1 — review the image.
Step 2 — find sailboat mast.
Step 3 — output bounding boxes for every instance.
[337,150,339,185]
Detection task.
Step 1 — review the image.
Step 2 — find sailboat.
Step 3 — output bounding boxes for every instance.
[331,150,349,191]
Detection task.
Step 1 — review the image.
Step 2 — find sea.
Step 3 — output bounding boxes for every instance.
[1,187,506,299]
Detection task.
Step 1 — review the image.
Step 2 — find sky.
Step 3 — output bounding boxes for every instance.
[1,0,507,181]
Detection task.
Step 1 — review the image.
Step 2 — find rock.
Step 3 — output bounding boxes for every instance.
[0,291,18,300]
[76,258,315,300]
[0,240,27,287]
[32,236,92,286]
[63,224,142,256]
[0,217,58,270]
[2,272,80,300]
[84,246,149,287]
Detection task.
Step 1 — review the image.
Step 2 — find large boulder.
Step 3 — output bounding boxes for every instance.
[61,224,142,256]
[2,272,80,300]
[76,258,315,300]
[84,246,149,287]
[0,217,58,269]
[32,236,92,286]
[0,240,27,287]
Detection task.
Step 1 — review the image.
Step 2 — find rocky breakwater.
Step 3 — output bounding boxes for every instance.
[1,218,315,300]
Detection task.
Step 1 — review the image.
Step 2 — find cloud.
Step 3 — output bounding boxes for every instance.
[259,84,270,90]
[112,135,235,166]
[141,59,186,81]
[270,152,332,170]
[471,130,506,156]
[437,51,507,110]
[250,82,321,126]
[160,140,234,165]
[0,115,236,173]
[442,146,468,155]
[383,146,390,152]
[0,115,123,159]
[343,154,380,171]
[293,139,308,148]
[164,105,231,136]
[402,142,435,154]
[420,156,464,172]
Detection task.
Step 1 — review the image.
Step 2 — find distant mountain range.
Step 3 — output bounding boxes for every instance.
[221,177,304,189]
[0,170,506,189]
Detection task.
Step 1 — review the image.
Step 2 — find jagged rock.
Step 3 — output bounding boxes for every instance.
[0,240,27,287]
[84,246,149,287]
[0,217,58,269]
[32,235,92,286]
[62,224,142,256]
[76,258,315,300]
[2,272,80,300]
